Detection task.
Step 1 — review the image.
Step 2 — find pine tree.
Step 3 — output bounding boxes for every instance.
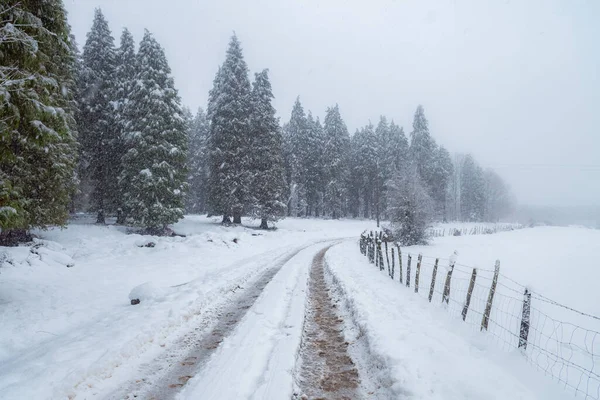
[283,97,309,216]
[460,154,486,221]
[410,104,452,220]
[79,9,118,223]
[0,1,78,239]
[304,112,325,217]
[207,34,252,224]
[323,104,350,219]
[388,121,409,173]
[119,30,187,232]
[186,107,210,214]
[410,105,437,187]
[373,116,392,226]
[113,28,136,223]
[355,123,378,218]
[431,145,453,221]
[249,69,286,228]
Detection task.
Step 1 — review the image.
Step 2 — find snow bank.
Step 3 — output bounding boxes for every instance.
[326,241,571,400]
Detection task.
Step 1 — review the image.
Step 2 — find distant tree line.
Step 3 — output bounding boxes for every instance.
[0,2,514,244]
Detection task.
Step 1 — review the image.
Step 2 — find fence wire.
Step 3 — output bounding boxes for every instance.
[359,232,600,399]
[427,223,524,238]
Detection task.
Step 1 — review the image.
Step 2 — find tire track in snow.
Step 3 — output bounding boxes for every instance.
[295,246,361,399]
[102,243,317,400]
[294,244,393,399]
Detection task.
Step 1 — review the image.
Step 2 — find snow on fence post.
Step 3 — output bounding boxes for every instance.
[406,254,412,287]
[442,252,457,304]
[461,268,478,321]
[518,288,532,350]
[415,254,422,293]
[481,260,500,331]
[428,258,439,302]
[385,241,391,277]
[396,244,403,284]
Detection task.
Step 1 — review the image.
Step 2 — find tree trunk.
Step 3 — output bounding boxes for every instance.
[222,214,231,224]
[260,217,268,229]
[116,208,126,224]
[232,211,242,224]
[96,209,105,224]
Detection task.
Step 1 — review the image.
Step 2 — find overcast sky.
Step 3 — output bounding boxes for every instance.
[64,0,599,208]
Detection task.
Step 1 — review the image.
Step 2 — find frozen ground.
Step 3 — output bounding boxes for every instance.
[0,216,596,399]
[326,242,571,400]
[0,216,372,399]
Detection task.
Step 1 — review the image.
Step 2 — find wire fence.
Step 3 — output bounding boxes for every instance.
[359,231,600,399]
[427,223,524,238]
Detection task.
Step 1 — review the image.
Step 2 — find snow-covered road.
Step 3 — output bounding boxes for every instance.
[1,218,593,399]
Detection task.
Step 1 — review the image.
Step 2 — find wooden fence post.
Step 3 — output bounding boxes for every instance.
[442,255,457,304]
[378,239,384,271]
[369,231,375,264]
[396,244,403,284]
[391,247,395,280]
[415,254,422,293]
[461,268,478,321]
[481,260,500,331]
[385,241,391,277]
[428,258,439,302]
[376,238,380,269]
[518,288,531,349]
[406,254,412,287]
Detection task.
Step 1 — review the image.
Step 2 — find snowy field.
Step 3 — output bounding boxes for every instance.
[326,242,569,400]
[0,217,597,399]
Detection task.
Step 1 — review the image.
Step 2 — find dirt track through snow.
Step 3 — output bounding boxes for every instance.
[295,246,361,399]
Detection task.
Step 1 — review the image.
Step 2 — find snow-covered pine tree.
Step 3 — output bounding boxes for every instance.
[114,28,137,223]
[356,123,378,218]
[374,116,393,226]
[79,9,118,224]
[186,107,210,214]
[347,129,364,218]
[460,154,486,221]
[207,34,252,224]
[389,165,433,245]
[248,69,286,229]
[283,97,309,217]
[304,112,325,217]
[388,121,409,174]
[0,1,77,238]
[322,104,350,219]
[431,145,453,221]
[119,30,187,233]
[410,105,447,219]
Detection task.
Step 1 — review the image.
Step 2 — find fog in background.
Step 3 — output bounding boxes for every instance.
[64,0,600,221]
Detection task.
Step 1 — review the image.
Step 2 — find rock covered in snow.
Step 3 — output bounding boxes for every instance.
[128,282,165,305]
